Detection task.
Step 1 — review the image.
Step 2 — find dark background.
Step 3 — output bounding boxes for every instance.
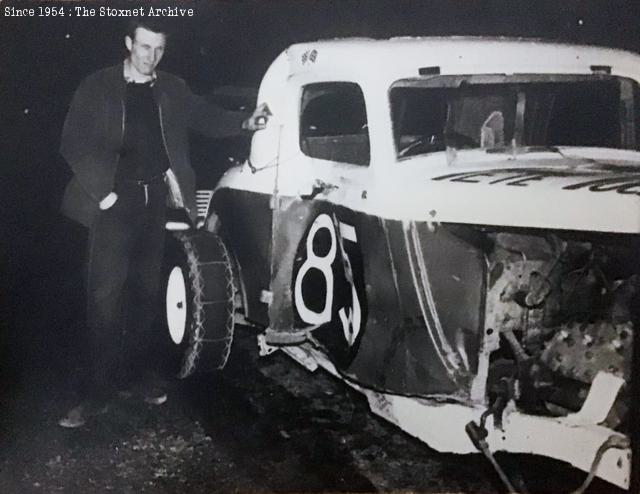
[1,3,640,492]
[2,0,640,404]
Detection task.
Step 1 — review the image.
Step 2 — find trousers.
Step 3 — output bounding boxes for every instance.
[85,179,166,399]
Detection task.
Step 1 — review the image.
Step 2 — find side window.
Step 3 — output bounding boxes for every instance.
[300,82,370,166]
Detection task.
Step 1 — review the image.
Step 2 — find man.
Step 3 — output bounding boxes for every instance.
[58,19,268,428]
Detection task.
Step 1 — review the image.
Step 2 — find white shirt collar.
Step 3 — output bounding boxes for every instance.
[123,58,157,85]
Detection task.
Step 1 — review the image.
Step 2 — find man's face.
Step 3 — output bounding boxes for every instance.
[125,27,166,77]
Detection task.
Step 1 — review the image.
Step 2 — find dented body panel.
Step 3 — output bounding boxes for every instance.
[203,37,640,490]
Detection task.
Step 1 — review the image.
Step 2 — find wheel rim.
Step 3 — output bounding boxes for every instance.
[166,266,187,345]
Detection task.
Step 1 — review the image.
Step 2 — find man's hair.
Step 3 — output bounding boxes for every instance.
[126,18,170,40]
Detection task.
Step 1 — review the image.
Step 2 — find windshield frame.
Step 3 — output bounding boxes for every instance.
[389,73,638,161]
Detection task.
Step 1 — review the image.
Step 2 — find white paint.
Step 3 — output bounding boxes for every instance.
[291,214,363,345]
[339,222,357,242]
[218,37,640,234]
[338,289,361,346]
[283,342,631,490]
[283,37,640,84]
[219,38,639,490]
[251,37,640,174]
[166,266,187,345]
[219,150,640,233]
[562,371,625,426]
[497,413,629,489]
[336,220,361,346]
[293,214,336,324]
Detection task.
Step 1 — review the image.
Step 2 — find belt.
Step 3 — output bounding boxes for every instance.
[120,173,166,186]
[119,173,165,206]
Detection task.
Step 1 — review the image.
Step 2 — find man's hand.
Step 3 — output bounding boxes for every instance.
[99,192,118,210]
[242,103,272,131]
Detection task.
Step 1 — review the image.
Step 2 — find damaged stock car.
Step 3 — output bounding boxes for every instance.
[163,37,640,492]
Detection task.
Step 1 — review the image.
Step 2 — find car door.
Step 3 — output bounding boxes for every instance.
[268,81,371,367]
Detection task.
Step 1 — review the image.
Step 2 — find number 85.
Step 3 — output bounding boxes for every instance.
[293,214,362,346]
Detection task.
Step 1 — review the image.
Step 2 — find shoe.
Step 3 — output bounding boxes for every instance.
[143,386,168,406]
[118,386,167,405]
[131,375,168,406]
[58,400,109,428]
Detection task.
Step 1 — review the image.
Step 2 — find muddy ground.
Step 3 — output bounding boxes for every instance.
[0,324,623,494]
[0,226,623,493]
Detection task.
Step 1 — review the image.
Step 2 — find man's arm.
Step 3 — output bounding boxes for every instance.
[187,89,248,138]
[186,86,270,137]
[59,77,114,204]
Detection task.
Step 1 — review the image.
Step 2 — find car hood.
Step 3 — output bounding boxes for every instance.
[374,150,640,233]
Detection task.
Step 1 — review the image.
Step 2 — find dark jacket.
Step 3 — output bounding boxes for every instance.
[60,64,247,227]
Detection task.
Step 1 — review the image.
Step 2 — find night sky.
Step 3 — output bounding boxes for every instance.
[2,0,640,376]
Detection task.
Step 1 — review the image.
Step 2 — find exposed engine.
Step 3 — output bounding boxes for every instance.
[484,231,637,431]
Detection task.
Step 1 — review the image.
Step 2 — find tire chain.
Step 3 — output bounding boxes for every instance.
[176,232,237,378]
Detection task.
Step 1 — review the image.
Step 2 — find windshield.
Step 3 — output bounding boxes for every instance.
[391,75,639,158]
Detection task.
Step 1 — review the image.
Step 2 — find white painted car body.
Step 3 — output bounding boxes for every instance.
[242,37,640,231]
[204,38,640,490]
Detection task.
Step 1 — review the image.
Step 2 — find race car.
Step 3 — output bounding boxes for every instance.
[164,37,640,492]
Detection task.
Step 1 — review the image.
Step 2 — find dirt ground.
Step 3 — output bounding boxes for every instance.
[0,327,625,494]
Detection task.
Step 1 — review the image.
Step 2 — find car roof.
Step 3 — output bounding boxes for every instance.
[276,37,640,85]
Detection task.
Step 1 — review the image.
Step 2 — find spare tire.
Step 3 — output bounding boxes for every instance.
[164,231,237,378]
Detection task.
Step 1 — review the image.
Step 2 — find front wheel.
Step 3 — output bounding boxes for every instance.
[164,231,238,378]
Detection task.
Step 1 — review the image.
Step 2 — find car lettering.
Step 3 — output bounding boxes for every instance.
[293,213,362,346]
[433,168,640,195]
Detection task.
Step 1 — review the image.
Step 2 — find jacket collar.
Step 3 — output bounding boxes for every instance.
[123,58,157,85]
[101,63,167,106]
